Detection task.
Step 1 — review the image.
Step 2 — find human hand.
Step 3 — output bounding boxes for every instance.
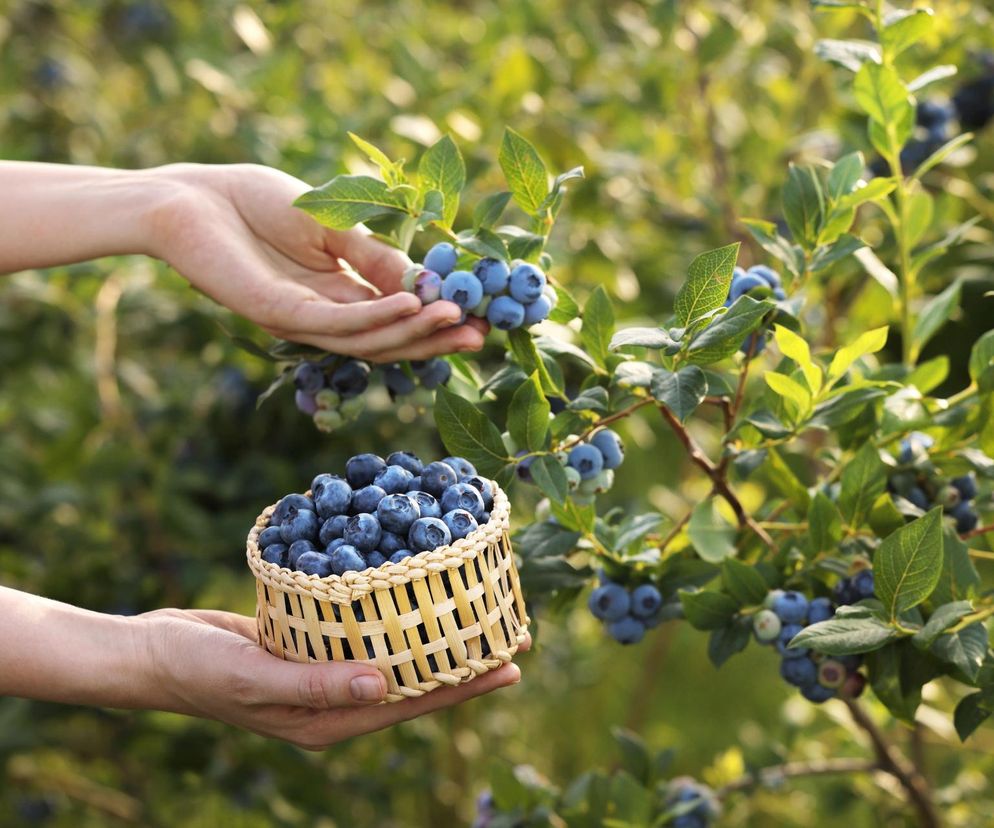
[138,607,527,749]
[146,163,487,362]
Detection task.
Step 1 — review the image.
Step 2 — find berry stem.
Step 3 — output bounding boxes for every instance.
[960,522,994,541]
[556,397,655,453]
[657,508,694,553]
[716,756,878,798]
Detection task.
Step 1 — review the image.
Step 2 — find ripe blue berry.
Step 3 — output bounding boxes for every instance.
[442,456,477,479]
[407,476,422,492]
[515,451,534,482]
[424,242,458,276]
[851,570,875,600]
[747,264,782,289]
[288,539,318,568]
[442,508,479,540]
[486,295,526,330]
[324,538,345,556]
[319,514,350,546]
[330,544,366,575]
[630,584,662,619]
[408,517,453,552]
[752,609,782,643]
[907,486,930,510]
[378,530,408,556]
[817,659,847,689]
[440,482,486,521]
[590,429,624,470]
[588,583,631,621]
[780,656,818,688]
[331,360,371,398]
[462,475,495,510]
[364,550,387,569]
[389,549,415,564]
[259,525,284,549]
[440,270,484,310]
[473,257,510,294]
[376,493,421,535]
[382,365,416,398]
[409,490,442,519]
[293,361,325,393]
[508,263,546,303]
[771,591,809,624]
[295,390,318,415]
[261,543,289,567]
[568,444,605,480]
[952,474,978,501]
[344,513,382,553]
[272,493,315,525]
[386,451,423,476]
[898,431,934,464]
[729,272,769,301]
[374,464,415,495]
[951,500,978,533]
[607,615,646,645]
[421,461,460,498]
[414,358,451,389]
[280,507,319,544]
[296,551,335,577]
[522,295,552,327]
[807,597,835,624]
[801,683,836,703]
[313,476,353,519]
[352,485,387,515]
[777,624,808,658]
[346,453,387,488]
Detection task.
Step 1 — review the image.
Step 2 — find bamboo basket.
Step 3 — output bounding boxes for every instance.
[246,484,529,702]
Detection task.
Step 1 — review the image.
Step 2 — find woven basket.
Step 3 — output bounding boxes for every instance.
[246,484,529,702]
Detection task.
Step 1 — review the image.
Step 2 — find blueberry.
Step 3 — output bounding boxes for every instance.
[440,270,484,310]
[424,242,458,276]
[324,538,346,555]
[508,263,546,304]
[729,272,769,301]
[463,475,495,510]
[486,295,526,330]
[837,654,863,673]
[295,389,319,415]
[833,578,858,606]
[469,294,493,319]
[313,476,353,518]
[407,476,423,492]
[951,501,979,533]
[420,461,459,498]
[440,482,487,521]
[376,493,421,534]
[568,444,605,480]
[387,451,423,476]
[409,491,442,519]
[907,486,930,510]
[442,456,477,479]
[780,656,818,688]
[414,358,451,389]
[806,597,835,624]
[412,269,443,304]
[364,550,387,569]
[776,623,808,658]
[771,591,809,624]
[898,431,934,464]
[607,615,646,645]
[382,364,416,398]
[280,507,319,544]
[752,609,782,643]
[352,485,387,514]
[442,508,478,540]
[272,493,314,525]
[408,517,453,552]
[917,99,952,129]
[522,295,553,327]
[763,589,785,609]
[296,551,335,577]
[346,453,387,488]
[259,525,284,549]
[479,511,491,524]
[319,514,350,546]
[817,659,847,689]
[473,257,511,294]
[747,264,782,288]
[330,544,366,575]
[515,451,534,482]
[800,683,836,703]
[343,513,382,553]
[261,543,289,566]
[331,360,371,398]
[840,671,867,699]
[741,331,766,355]
[590,429,624,470]
[630,584,662,619]
[851,570,875,600]
[374,464,415,495]
[294,361,325,393]
[288,539,318,568]
[378,530,408,555]
[952,474,978,501]
[587,583,631,621]
[389,549,415,564]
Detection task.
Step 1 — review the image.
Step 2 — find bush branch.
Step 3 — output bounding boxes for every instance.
[716,756,877,797]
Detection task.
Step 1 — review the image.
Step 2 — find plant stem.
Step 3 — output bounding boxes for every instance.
[961,522,994,541]
[658,508,694,553]
[557,397,654,452]
[717,757,878,797]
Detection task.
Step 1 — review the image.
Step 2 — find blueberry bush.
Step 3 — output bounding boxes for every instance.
[4,0,994,826]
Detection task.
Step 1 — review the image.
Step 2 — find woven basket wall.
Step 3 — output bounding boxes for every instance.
[246,484,529,702]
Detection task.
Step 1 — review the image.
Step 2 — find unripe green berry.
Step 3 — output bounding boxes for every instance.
[340,397,364,418]
[502,431,519,455]
[469,294,492,318]
[937,484,961,510]
[315,389,341,410]
[564,466,582,490]
[752,609,781,643]
[763,589,785,610]
[535,499,551,522]
[401,265,422,292]
[313,409,345,432]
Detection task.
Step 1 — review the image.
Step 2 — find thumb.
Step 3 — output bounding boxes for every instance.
[245,649,388,708]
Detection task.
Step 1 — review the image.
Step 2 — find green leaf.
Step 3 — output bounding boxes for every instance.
[580,286,614,369]
[773,325,822,393]
[908,64,957,93]
[913,132,973,180]
[741,219,803,278]
[614,361,655,389]
[788,616,899,655]
[765,371,812,418]
[932,530,981,605]
[809,386,886,428]
[348,132,405,186]
[433,386,509,477]
[853,62,913,131]
[529,455,568,504]
[418,135,465,227]
[498,128,549,216]
[294,175,409,229]
[679,589,739,631]
[954,692,992,741]
[507,329,563,397]
[762,447,812,510]
[508,373,550,452]
[881,8,933,57]
[931,623,988,681]
[911,217,982,274]
[687,500,737,563]
[809,233,866,273]
[836,177,897,210]
[673,243,741,326]
[854,247,899,297]
[839,441,887,527]
[611,728,651,786]
[685,296,774,365]
[907,356,950,394]
[826,151,865,200]
[473,191,511,230]
[867,641,942,723]
[610,327,679,352]
[782,164,825,250]
[613,512,665,552]
[912,601,974,649]
[708,620,752,668]
[827,325,889,382]
[651,365,707,422]
[912,280,960,353]
[808,491,843,555]
[548,282,581,324]
[813,38,881,72]
[875,508,944,621]
[539,166,585,215]
[514,520,581,561]
[722,558,769,605]
[969,330,994,392]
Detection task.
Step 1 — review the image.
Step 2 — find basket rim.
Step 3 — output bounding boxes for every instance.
[246,480,511,590]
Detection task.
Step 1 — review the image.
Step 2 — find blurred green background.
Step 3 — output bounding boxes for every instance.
[2,1,994,825]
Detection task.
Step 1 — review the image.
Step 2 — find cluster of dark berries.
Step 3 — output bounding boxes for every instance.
[257,453,495,577]
[889,431,980,534]
[514,427,625,505]
[751,580,870,703]
[953,52,994,132]
[724,265,786,355]
[587,574,663,644]
[403,242,556,330]
[471,790,496,828]
[663,777,721,828]
[292,356,451,432]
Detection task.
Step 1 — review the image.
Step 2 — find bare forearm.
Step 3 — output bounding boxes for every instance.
[0,585,151,708]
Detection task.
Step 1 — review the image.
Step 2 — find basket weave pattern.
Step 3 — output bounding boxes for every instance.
[246,486,529,702]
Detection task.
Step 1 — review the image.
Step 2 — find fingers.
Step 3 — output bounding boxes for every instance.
[322,226,413,294]
[300,270,380,304]
[283,289,422,336]
[185,610,259,641]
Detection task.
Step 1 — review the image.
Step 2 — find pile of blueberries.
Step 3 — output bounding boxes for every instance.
[403,242,557,331]
[724,264,786,356]
[751,575,872,704]
[664,777,721,828]
[889,432,980,534]
[515,427,625,506]
[587,574,663,644]
[257,453,495,577]
[292,356,451,432]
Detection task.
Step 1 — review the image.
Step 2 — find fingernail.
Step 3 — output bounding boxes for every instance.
[351,675,385,702]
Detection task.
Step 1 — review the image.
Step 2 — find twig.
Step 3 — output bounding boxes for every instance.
[717,757,878,797]
[658,509,694,553]
[558,397,655,452]
[961,522,994,541]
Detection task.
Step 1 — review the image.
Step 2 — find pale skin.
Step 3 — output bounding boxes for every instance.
[0,161,525,749]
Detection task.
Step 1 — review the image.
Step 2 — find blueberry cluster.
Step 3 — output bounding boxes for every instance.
[471,790,495,828]
[587,575,663,645]
[515,428,625,506]
[292,356,451,433]
[403,242,557,331]
[257,453,495,577]
[724,265,786,355]
[953,52,994,132]
[664,777,721,828]
[752,582,871,703]
[889,431,980,534]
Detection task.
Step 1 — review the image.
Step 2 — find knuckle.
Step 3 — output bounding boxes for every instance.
[297,670,332,709]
